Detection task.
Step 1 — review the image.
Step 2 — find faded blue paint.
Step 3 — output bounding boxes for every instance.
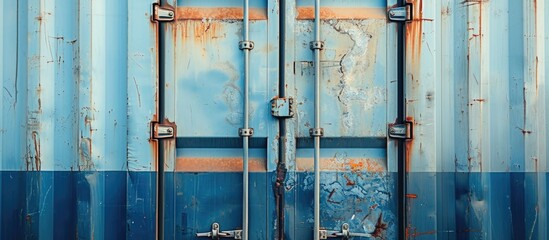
[406,0,549,239]
[2,0,549,239]
[1,0,157,239]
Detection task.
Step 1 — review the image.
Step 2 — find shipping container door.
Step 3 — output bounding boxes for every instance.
[160,0,400,239]
[161,0,279,239]
[282,0,399,239]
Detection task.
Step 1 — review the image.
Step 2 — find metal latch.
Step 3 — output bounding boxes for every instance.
[320,223,372,239]
[152,3,175,22]
[388,5,412,22]
[388,121,413,140]
[151,122,175,139]
[271,97,294,118]
[196,223,242,239]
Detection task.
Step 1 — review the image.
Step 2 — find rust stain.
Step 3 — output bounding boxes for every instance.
[327,188,340,204]
[149,138,159,171]
[405,117,415,173]
[473,98,485,102]
[32,131,41,171]
[175,7,267,20]
[296,157,385,172]
[296,7,385,20]
[406,0,425,62]
[343,174,355,186]
[175,157,266,172]
[371,213,388,238]
[176,20,228,48]
[405,194,417,199]
[406,229,437,238]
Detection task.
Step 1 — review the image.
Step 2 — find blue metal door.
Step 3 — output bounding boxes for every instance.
[160,0,400,239]
[281,0,400,239]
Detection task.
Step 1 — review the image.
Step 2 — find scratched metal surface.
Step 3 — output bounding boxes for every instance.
[405,0,549,239]
[285,0,399,239]
[2,0,549,239]
[0,0,158,239]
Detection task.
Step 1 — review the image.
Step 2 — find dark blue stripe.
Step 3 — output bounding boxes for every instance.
[1,171,548,239]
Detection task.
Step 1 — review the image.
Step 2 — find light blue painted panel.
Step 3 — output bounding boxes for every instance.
[1,0,158,238]
[406,0,549,239]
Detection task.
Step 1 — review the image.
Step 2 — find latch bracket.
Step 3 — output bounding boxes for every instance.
[320,223,372,239]
[388,121,413,140]
[271,97,294,118]
[196,223,242,239]
[152,3,175,22]
[388,4,412,22]
[151,122,176,139]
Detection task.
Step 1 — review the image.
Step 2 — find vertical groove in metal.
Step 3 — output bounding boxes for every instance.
[157,1,167,240]
[242,0,250,239]
[397,0,406,239]
[313,0,321,239]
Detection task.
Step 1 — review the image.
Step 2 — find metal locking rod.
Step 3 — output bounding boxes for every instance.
[239,0,253,239]
[310,0,323,239]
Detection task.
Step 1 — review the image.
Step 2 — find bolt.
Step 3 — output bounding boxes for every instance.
[168,11,174,17]
[166,128,173,133]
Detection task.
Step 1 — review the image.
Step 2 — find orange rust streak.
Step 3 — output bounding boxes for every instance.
[296,7,385,20]
[405,117,415,173]
[296,158,386,172]
[406,0,424,62]
[408,230,437,237]
[150,140,159,171]
[405,194,417,198]
[175,157,266,172]
[175,7,267,20]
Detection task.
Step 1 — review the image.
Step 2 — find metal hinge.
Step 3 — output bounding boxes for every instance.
[152,3,174,22]
[271,97,294,118]
[388,121,413,140]
[151,122,176,139]
[388,4,412,22]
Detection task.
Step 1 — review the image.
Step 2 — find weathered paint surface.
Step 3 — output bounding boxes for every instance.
[405,0,549,239]
[1,0,157,239]
[2,0,549,239]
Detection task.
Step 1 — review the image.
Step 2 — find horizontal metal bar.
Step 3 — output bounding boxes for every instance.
[176,137,267,148]
[296,137,386,149]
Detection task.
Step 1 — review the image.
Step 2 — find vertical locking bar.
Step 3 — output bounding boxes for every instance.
[311,0,322,239]
[241,0,251,239]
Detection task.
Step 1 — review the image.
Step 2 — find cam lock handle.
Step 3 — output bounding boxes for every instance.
[321,223,372,239]
[196,223,243,239]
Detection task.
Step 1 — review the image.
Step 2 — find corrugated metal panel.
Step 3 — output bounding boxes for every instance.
[406,0,549,239]
[2,0,548,239]
[1,0,158,239]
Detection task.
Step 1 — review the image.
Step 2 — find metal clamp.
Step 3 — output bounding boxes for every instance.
[388,121,413,140]
[151,122,176,139]
[239,41,255,50]
[309,128,324,137]
[310,41,325,50]
[196,223,242,239]
[388,5,412,22]
[239,128,254,137]
[321,223,372,239]
[151,3,175,22]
